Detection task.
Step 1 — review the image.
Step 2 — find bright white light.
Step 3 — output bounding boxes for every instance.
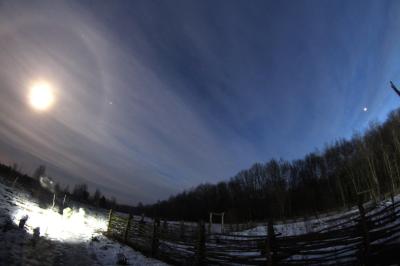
[28,81,55,111]
[12,200,107,243]
[363,107,368,112]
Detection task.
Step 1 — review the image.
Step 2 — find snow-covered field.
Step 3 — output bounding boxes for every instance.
[3,175,398,266]
[0,180,167,266]
[232,195,400,237]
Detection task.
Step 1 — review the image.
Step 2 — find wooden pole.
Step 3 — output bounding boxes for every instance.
[123,214,132,243]
[51,193,56,209]
[221,213,224,233]
[266,219,276,266]
[391,192,396,220]
[151,218,160,257]
[180,220,185,239]
[209,213,212,234]
[62,194,67,208]
[107,209,113,235]
[195,220,206,266]
[357,199,370,265]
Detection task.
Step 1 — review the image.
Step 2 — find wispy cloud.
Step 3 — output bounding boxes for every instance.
[0,1,259,203]
[1,0,400,203]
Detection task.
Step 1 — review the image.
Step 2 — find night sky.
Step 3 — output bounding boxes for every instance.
[1,0,400,204]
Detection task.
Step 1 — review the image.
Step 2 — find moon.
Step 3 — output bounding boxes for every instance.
[28,81,55,111]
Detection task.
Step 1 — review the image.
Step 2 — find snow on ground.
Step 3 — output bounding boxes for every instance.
[89,235,166,266]
[0,180,168,266]
[228,212,356,236]
[2,175,398,265]
[235,194,400,237]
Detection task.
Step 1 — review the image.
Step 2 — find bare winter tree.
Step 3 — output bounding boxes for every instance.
[33,165,46,180]
[93,189,102,207]
[390,81,400,97]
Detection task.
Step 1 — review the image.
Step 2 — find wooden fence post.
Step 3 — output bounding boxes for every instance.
[221,213,224,233]
[123,214,132,243]
[391,192,396,220]
[266,219,276,266]
[195,220,206,266]
[163,219,168,230]
[180,220,185,239]
[151,218,160,257]
[357,199,370,265]
[139,217,145,237]
[208,213,213,234]
[107,209,113,235]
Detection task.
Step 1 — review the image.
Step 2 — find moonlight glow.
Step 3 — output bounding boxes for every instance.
[28,81,55,111]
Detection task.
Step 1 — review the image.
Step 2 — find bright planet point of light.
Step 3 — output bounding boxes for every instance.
[28,81,55,111]
[363,107,368,112]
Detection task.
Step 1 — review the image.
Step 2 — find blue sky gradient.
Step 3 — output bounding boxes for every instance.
[1,0,400,203]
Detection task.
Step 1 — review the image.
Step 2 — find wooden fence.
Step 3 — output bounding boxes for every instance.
[106,199,400,265]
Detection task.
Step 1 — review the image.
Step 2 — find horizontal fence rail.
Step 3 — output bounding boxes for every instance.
[106,199,400,265]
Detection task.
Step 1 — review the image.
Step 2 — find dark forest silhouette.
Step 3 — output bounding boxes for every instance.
[136,108,400,223]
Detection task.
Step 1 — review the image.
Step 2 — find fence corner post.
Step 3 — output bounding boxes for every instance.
[357,199,370,264]
[391,192,396,220]
[195,220,206,266]
[151,218,160,257]
[266,219,276,266]
[123,213,132,243]
[180,220,185,238]
[107,209,113,235]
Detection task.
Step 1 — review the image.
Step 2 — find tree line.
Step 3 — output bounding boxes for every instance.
[3,108,400,222]
[135,108,400,223]
[0,163,118,210]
